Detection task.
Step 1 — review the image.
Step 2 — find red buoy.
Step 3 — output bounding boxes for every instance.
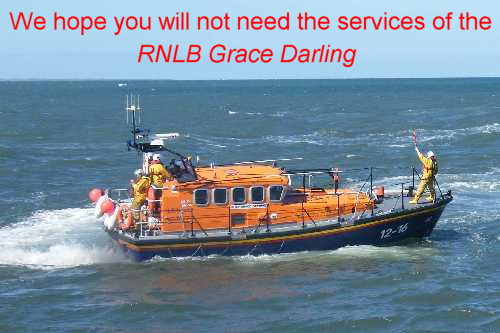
[88,188,104,202]
[101,199,115,214]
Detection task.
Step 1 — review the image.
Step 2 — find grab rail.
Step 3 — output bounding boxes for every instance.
[119,165,446,237]
[109,188,131,202]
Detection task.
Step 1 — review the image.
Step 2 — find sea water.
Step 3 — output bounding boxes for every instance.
[0,79,499,332]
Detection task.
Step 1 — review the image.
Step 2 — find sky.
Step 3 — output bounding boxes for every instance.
[0,0,499,80]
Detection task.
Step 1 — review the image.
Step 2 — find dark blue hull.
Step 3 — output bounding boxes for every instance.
[109,197,451,261]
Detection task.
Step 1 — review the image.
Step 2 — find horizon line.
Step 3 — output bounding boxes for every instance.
[0,75,499,82]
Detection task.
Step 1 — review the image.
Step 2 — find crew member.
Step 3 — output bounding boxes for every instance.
[149,153,169,186]
[130,169,150,221]
[148,153,169,214]
[410,134,438,204]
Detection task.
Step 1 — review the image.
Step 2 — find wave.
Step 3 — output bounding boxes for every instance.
[185,121,499,150]
[231,245,437,265]
[414,123,500,143]
[145,244,436,266]
[0,208,126,269]
[442,171,500,193]
[368,168,500,194]
[446,180,500,192]
[442,209,500,227]
[263,133,324,146]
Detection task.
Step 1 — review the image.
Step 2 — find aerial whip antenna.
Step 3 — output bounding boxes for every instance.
[125,94,143,147]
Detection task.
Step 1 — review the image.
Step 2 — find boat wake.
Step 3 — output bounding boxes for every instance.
[145,244,436,266]
[0,208,126,269]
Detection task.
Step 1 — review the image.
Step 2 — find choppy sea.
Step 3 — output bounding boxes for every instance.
[0,78,499,332]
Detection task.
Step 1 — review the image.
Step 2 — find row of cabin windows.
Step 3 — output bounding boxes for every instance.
[193,186,285,206]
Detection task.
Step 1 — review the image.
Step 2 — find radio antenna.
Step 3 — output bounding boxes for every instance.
[125,94,142,146]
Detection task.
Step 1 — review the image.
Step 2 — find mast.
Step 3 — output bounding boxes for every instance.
[125,94,142,147]
[123,95,186,159]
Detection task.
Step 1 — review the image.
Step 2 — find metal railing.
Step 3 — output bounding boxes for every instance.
[113,165,446,238]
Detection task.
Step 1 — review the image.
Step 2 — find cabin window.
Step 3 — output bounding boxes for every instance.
[269,185,284,202]
[213,188,227,205]
[232,187,246,204]
[231,214,246,226]
[251,186,264,203]
[194,189,209,206]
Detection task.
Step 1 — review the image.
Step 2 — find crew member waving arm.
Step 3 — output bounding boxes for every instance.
[409,132,438,204]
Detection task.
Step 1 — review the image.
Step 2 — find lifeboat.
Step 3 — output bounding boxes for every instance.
[90,96,453,261]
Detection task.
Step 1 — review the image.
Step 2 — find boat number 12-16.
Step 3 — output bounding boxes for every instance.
[380,223,408,239]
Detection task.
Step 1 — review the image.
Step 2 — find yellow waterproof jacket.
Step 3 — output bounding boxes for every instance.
[149,163,169,187]
[416,148,438,179]
[132,176,150,202]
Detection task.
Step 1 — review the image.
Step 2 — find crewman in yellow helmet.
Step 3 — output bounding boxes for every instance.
[148,153,169,215]
[130,169,150,221]
[409,133,438,204]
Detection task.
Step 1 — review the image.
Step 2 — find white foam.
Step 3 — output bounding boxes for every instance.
[447,180,500,192]
[440,171,500,193]
[387,144,410,148]
[208,144,227,148]
[264,133,324,146]
[0,208,126,269]
[340,123,500,147]
[443,210,500,226]
[417,123,500,142]
[369,169,500,194]
[186,122,498,150]
[331,244,436,259]
[144,245,433,265]
[233,245,436,264]
[372,175,411,187]
[1,244,122,268]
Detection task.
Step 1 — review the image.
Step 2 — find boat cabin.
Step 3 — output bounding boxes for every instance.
[156,163,374,234]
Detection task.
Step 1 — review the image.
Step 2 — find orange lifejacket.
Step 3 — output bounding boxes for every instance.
[118,204,134,231]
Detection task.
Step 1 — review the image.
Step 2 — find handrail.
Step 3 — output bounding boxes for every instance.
[109,188,131,202]
[121,164,446,238]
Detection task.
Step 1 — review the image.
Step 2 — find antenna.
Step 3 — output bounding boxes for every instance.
[122,95,183,157]
[125,94,143,147]
[137,95,141,124]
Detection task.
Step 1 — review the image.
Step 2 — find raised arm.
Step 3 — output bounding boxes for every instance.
[415,146,426,164]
